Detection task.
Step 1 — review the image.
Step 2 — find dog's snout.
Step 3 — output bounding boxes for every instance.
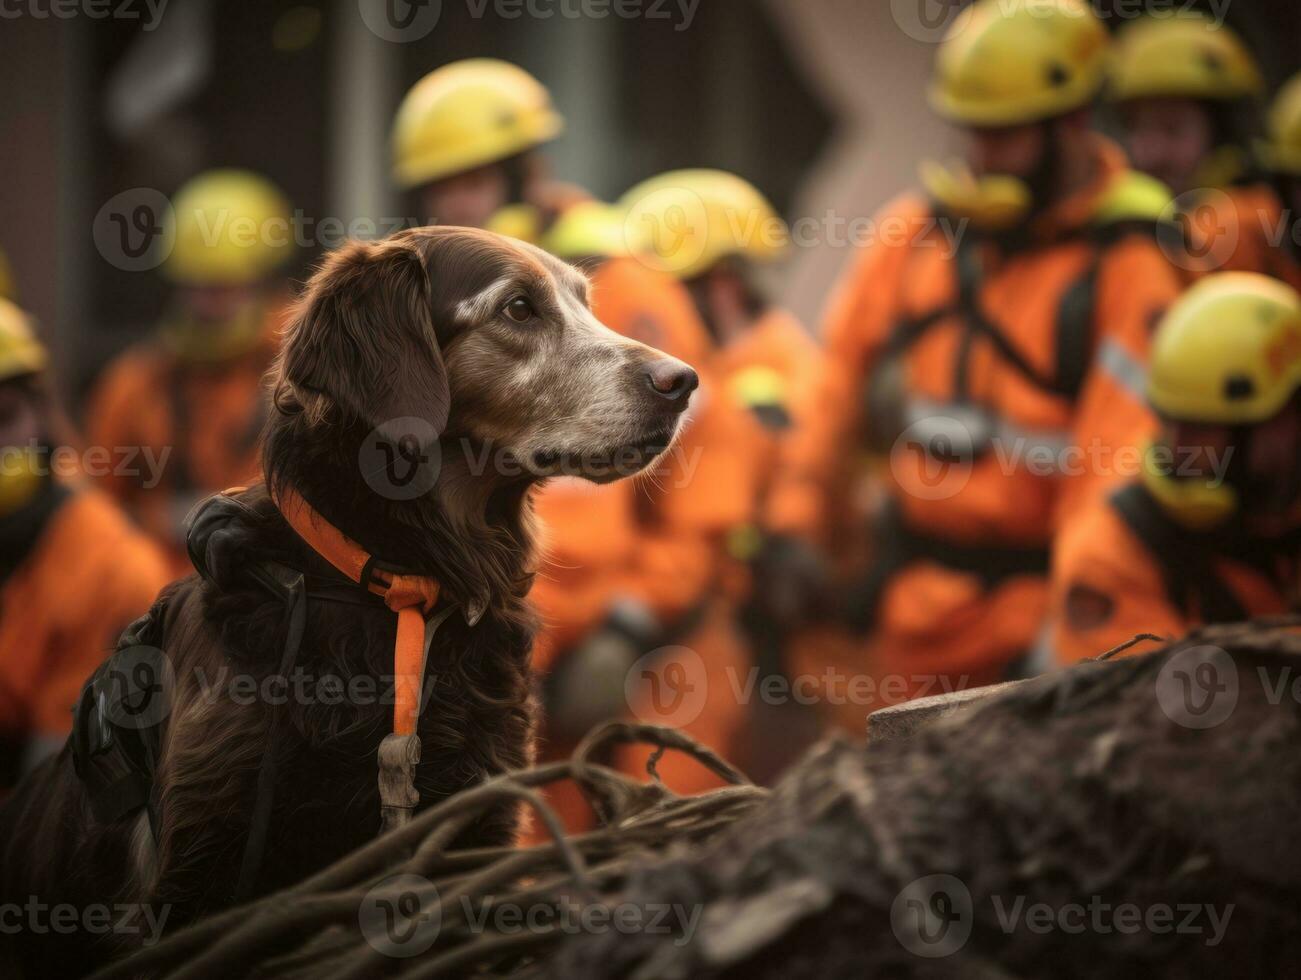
[644,360,698,409]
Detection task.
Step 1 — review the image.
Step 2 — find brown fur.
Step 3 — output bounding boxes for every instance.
[0,227,695,976]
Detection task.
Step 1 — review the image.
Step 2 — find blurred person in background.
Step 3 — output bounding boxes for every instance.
[529,200,761,815]
[85,170,294,574]
[391,58,587,239]
[1105,12,1301,287]
[0,297,168,792]
[766,0,1185,733]
[1107,12,1265,198]
[1052,273,1300,664]
[619,170,825,778]
[1190,73,1301,288]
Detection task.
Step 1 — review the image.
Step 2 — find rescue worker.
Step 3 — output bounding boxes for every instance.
[85,170,294,573]
[1105,12,1301,287]
[1108,12,1264,197]
[1190,73,1301,288]
[768,0,1185,730]
[619,170,825,776]
[1053,272,1300,663]
[532,200,760,807]
[0,299,169,790]
[391,58,587,240]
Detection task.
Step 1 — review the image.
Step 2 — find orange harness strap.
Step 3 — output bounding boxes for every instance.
[273,485,441,737]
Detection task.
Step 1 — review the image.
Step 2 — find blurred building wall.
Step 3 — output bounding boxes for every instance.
[765,0,952,328]
[0,15,90,400]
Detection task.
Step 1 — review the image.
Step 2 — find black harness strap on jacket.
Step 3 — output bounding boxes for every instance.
[878,229,1095,411]
[1109,483,1248,624]
[1052,253,1099,404]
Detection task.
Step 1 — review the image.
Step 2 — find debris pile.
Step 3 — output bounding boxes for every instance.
[97,620,1301,979]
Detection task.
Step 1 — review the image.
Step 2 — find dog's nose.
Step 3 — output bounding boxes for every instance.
[645,360,699,408]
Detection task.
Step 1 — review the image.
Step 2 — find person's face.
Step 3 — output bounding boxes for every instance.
[701,265,754,343]
[0,380,41,449]
[177,282,260,323]
[1121,97,1215,196]
[1245,398,1301,511]
[965,122,1047,179]
[1164,419,1233,482]
[418,164,510,229]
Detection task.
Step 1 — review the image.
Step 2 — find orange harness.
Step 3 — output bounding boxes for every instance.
[273,485,442,737]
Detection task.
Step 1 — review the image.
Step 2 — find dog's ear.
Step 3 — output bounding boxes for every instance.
[280,239,449,449]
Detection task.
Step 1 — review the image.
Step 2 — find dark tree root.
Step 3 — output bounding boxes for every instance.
[90,722,764,980]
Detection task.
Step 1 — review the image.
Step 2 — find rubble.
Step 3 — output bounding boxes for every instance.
[95,620,1301,978]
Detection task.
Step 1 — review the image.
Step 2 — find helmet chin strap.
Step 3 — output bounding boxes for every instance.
[1022,121,1063,218]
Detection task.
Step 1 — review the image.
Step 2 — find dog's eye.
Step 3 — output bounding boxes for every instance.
[503,297,535,323]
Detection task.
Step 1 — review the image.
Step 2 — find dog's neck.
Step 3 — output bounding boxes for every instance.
[263,415,538,625]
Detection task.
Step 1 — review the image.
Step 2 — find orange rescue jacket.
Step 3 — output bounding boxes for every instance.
[1053,481,1299,665]
[0,485,170,744]
[1195,183,1301,289]
[85,312,281,570]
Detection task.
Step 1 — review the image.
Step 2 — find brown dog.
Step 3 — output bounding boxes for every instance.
[0,227,696,975]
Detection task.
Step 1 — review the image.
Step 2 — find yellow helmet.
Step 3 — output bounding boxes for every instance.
[1257,72,1301,177]
[1148,272,1301,425]
[392,59,564,191]
[0,298,47,383]
[1108,14,1264,104]
[619,169,787,280]
[541,202,637,261]
[930,0,1108,127]
[162,170,293,286]
[1145,273,1301,528]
